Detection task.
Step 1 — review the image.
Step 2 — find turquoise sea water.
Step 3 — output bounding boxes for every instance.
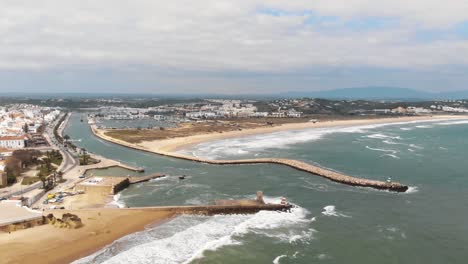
[66,114,468,264]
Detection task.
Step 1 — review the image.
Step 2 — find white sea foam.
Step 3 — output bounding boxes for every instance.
[317,253,329,260]
[435,120,468,125]
[382,139,407,146]
[106,193,126,208]
[400,127,413,131]
[321,205,350,217]
[181,119,444,159]
[405,186,419,194]
[76,198,312,264]
[409,144,424,149]
[149,175,167,182]
[273,255,287,264]
[415,125,433,128]
[365,146,398,154]
[381,154,400,159]
[366,133,401,140]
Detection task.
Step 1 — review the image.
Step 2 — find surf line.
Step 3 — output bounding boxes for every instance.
[90,125,409,193]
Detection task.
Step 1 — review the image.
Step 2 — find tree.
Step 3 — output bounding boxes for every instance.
[5,156,21,178]
[64,135,70,141]
[12,149,41,168]
[5,167,17,185]
[39,175,46,189]
[23,123,29,133]
[43,158,52,173]
[57,170,64,182]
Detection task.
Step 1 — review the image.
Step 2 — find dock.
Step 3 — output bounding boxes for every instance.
[91,125,409,192]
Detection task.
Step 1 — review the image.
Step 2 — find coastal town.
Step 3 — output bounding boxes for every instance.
[82,98,468,124]
[1,97,468,263]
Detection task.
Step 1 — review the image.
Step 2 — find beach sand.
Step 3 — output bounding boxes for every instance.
[0,209,175,264]
[136,115,465,152]
[7,114,460,264]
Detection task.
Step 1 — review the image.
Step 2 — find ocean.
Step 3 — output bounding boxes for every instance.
[66,114,468,264]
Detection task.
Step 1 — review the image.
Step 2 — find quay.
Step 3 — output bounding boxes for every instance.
[91,125,409,192]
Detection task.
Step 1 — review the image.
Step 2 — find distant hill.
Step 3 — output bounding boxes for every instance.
[283,87,468,100]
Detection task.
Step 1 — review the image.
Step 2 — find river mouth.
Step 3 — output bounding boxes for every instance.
[66,113,468,264]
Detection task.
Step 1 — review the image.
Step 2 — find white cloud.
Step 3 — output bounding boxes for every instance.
[0,0,467,72]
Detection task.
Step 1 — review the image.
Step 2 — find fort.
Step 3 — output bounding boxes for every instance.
[75,173,165,195]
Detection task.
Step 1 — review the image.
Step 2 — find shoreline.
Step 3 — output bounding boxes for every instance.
[137,115,466,152]
[0,209,176,264]
[90,115,468,192]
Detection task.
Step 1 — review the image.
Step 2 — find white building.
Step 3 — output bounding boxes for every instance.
[0,135,28,149]
[287,109,303,118]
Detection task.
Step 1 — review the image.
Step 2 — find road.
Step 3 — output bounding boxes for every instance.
[1,113,78,199]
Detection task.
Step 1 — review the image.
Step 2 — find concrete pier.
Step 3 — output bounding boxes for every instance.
[91,125,409,192]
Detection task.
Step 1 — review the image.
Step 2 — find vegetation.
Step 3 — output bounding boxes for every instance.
[46,150,63,166]
[21,176,41,185]
[79,148,99,165]
[3,149,62,187]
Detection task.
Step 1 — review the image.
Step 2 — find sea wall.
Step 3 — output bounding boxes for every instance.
[91,125,408,192]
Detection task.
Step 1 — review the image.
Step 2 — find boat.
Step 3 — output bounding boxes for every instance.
[178,175,186,180]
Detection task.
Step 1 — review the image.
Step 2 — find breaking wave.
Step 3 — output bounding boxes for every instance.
[321,205,350,217]
[105,193,126,208]
[74,198,313,264]
[365,133,401,140]
[381,154,400,159]
[273,255,287,264]
[365,146,398,154]
[181,118,451,159]
[435,120,468,126]
[405,186,419,194]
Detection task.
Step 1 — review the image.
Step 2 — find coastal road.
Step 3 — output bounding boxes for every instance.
[44,113,78,174]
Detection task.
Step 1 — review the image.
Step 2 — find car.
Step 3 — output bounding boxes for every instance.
[79,175,85,179]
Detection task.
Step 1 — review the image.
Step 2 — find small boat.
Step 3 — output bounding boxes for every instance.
[178,175,186,180]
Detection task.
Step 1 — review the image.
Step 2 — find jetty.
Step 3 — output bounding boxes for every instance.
[128,191,292,215]
[91,125,409,192]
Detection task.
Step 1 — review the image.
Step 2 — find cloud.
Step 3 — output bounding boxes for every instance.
[0,0,467,76]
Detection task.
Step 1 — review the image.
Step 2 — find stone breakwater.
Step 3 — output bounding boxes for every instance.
[127,204,293,215]
[91,125,408,192]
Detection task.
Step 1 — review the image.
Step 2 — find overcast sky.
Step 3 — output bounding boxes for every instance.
[1,0,468,94]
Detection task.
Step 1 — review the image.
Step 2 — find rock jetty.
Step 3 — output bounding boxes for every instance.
[91,125,409,192]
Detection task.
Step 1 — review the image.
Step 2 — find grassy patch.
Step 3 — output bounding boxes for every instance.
[22,177,41,185]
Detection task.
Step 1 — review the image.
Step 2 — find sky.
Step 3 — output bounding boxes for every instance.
[1,0,468,94]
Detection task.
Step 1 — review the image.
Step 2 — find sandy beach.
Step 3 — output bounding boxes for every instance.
[0,209,175,264]
[136,115,466,152]
[3,115,462,264]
